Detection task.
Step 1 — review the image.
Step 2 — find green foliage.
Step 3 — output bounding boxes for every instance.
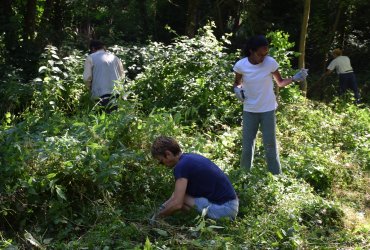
[267,30,297,78]
[229,171,345,248]
[267,30,306,104]
[0,68,33,119]
[0,26,369,249]
[29,45,88,117]
[125,23,239,128]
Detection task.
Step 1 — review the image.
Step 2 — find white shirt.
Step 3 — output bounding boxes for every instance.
[233,56,279,113]
[83,50,125,99]
[327,56,353,74]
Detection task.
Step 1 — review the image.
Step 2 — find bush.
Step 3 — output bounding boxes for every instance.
[125,23,240,128]
[28,45,89,118]
[0,68,33,119]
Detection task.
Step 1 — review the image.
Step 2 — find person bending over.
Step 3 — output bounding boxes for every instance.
[321,48,360,103]
[83,40,125,113]
[150,136,238,222]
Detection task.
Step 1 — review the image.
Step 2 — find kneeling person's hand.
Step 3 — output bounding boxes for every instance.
[149,204,165,225]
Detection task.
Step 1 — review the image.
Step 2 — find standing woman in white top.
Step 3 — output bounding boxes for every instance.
[83,40,125,113]
[233,35,307,174]
[322,48,360,103]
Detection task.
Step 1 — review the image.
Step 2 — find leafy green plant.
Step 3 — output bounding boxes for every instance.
[124,23,240,128]
[29,45,88,117]
[0,68,33,120]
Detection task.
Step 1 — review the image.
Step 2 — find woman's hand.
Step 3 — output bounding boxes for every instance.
[272,68,308,87]
[234,86,245,102]
[233,73,245,102]
[292,69,309,82]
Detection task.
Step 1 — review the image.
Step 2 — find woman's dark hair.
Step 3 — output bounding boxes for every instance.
[243,35,269,57]
[89,40,105,52]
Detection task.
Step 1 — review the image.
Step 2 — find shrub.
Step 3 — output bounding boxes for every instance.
[29,45,89,118]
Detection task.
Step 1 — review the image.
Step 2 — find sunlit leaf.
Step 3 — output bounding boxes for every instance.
[38,66,48,73]
[24,231,45,249]
[55,185,67,200]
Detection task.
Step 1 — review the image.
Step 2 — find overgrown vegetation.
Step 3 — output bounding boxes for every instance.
[0,27,369,249]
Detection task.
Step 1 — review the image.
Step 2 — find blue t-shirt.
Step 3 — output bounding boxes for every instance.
[174,153,237,204]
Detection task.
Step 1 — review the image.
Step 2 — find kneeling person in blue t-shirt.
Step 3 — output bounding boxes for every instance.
[150,136,238,222]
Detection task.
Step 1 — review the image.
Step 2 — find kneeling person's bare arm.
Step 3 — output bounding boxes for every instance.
[158,178,188,217]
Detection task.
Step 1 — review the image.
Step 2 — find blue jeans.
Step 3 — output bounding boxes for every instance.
[339,72,360,100]
[194,198,239,220]
[241,110,281,175]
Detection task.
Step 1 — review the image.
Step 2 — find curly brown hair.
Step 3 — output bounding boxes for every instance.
[151,136,181,157]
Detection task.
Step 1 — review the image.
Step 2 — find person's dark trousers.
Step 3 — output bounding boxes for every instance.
[97,94,119,114]
[339,72,360,101]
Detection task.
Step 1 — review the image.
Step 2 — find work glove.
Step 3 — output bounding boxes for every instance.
[292,68,309,82]
[234,86,245,102]
[149,204,165,225]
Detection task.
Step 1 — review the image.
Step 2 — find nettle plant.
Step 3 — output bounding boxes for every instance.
[267,31,304,104]
[126,23,240,127]
[30,45,87,117]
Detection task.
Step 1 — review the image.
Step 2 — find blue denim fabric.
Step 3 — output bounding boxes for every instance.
[194,198,239,220]
[339,72,360,100]
[241,110,281,175]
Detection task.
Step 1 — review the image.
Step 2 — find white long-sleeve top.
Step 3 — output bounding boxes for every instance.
[83,49,124,99]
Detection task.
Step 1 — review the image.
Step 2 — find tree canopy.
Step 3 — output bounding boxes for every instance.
[1,0,370,77]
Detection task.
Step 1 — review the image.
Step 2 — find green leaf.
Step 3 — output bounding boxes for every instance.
[276,230,284,240]
[208,225,224,229]
[43,238,53,244]
[47,173,57,179]
[144,237,152,250]
[39,66,48,73]
[72,122,86,127]
[57,83,66,91]
[55,185,67,200]
[88,142,103,149]
[53,66,62,73]
[153,228,168,237]
[24,231,45,249]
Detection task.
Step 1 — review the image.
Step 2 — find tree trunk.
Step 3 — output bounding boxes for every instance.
[298,0,311,96]
[321,2,343,73]
[1,0,18,52]
[138,0,149,38]
[52,0,65,45]
[23,0,37,41]
[215,0,225,34]
[185,0,199,37]
[36,0,54,46]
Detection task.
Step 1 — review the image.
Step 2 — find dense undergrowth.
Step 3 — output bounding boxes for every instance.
[0,25,369,249]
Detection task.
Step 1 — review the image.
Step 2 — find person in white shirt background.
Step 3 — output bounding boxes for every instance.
[83,40,125,113]
[321,48,361,103]
[233,35,308,175]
